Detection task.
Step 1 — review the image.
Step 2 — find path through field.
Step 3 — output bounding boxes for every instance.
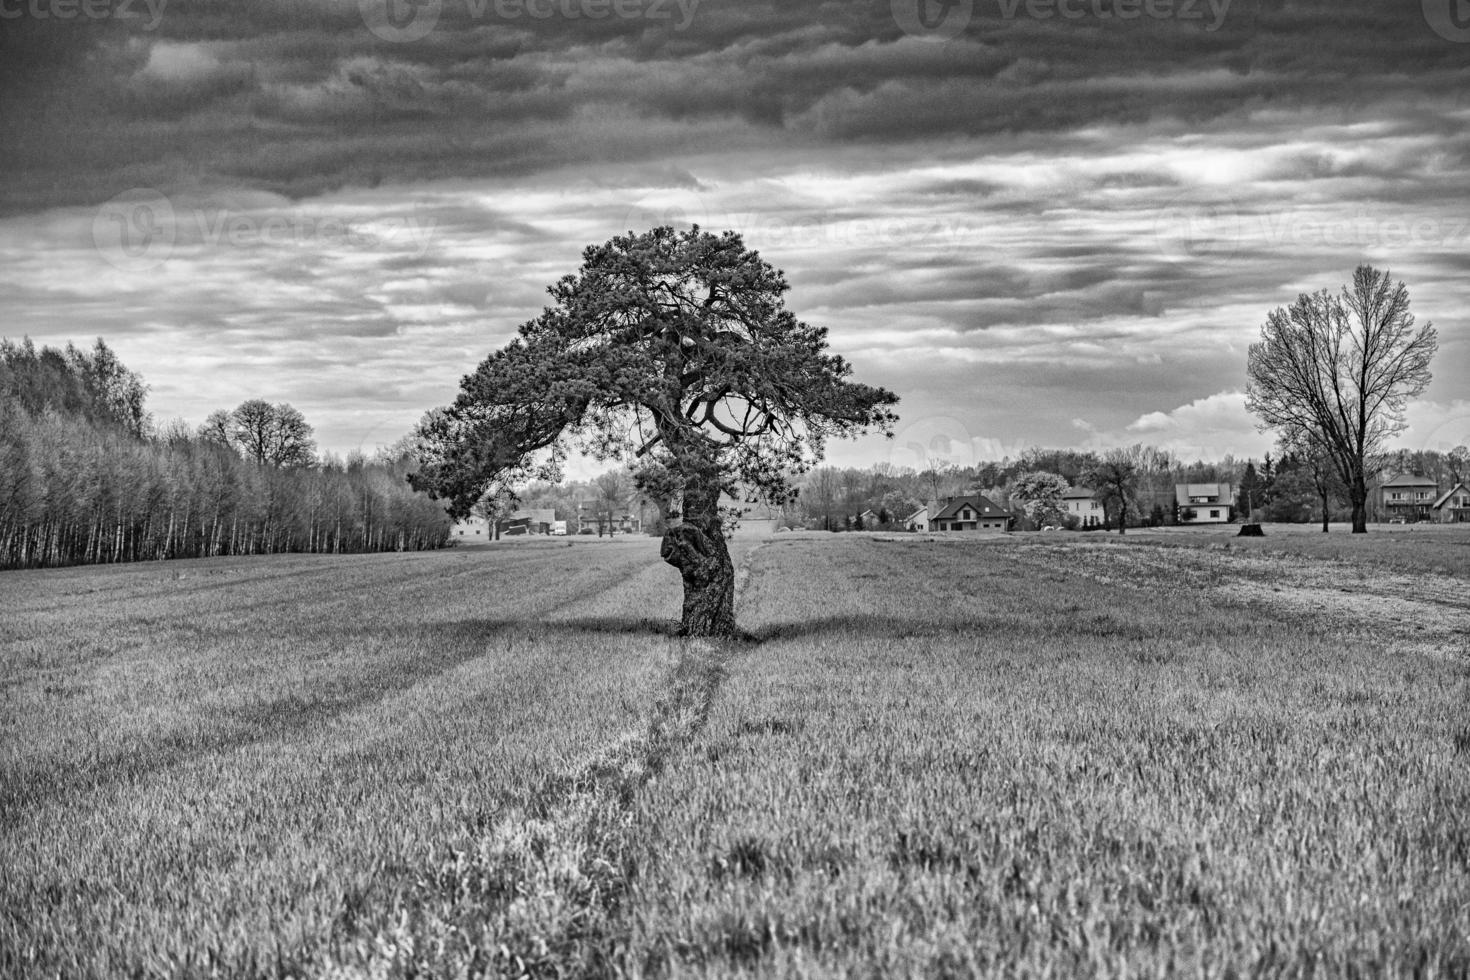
[2,533,1467,977]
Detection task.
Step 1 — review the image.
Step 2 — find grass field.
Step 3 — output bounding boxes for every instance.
[2,528,1468,977]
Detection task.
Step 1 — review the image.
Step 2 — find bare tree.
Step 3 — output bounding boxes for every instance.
[201,400,318,469]
[1247,265,1436,533]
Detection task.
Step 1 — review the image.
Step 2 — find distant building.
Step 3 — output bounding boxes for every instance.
[1431,482,1470,524]
[499,508,557,536]
[450,515,491,541]
[906,505,934,532]
[930,495,1010,532]
[1176,483,1233,524]
[1060,486,1104,528]
[1380,473,1438,522]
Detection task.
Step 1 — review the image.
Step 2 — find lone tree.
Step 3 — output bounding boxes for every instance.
[1083,450,1139,535]
[1246,265,1436,533]
[410,227,898,636]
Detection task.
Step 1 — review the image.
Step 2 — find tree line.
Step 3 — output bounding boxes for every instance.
[1,338,450,570]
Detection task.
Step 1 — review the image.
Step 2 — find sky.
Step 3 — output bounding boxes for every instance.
[1,0,1467,476]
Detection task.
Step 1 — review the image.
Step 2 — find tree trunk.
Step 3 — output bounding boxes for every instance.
[660,482,736,637]
[1320,490,1330,533]
[1349,479,1368,534]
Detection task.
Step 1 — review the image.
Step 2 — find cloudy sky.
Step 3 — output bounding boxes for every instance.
[2,0,1466,473]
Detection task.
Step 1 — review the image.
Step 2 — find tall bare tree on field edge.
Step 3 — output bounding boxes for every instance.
[1246,265,1437,534]
[409,227,899,637]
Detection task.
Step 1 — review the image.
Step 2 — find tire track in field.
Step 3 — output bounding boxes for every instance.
[317,541,768,979]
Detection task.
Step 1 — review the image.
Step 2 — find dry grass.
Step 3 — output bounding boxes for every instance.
[2,531,1467,977]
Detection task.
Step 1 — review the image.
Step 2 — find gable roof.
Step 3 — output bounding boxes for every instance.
[1431,483,1469,509]
[932,494,1007,521]
[1061,487,1095,500]
[1381,472,1438,488]
[1176,482,1232,506]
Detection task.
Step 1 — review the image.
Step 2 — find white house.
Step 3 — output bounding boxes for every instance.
[1381,473,1438,522]
[1432,483,1470,524]
[906,503,935,532]
[1176,483,1233,524]
[1060,487,1104,528]
[450,514,492,541]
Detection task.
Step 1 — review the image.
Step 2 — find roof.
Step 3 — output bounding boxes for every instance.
[932,494,1007,521]
[1431,483,1469,509]
[1060,487,1095,500]
[906,507,929,522]
[1176,482,1232,505]
[1381,473,1438,488]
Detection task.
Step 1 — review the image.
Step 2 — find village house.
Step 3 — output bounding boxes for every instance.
[1431,482,1470,524]
[930,494,1011,532]
[1380,473,1439,522]
[1060,486,1104,528]
[906,504,933,532]
[1176,482,1233,524]
[450,514,491,540]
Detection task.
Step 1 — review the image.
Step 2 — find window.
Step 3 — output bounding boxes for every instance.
[1210,510,1220,519]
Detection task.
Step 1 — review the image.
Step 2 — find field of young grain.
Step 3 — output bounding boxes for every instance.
[3,530,1467,978]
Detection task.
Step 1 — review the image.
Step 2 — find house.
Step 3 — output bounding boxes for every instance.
[1060,486,1104,528]
[1380,473,1438,522]
[858,509,881,528]
[1176,483,1233,524]
[930,495,1011,532]
[450,514,492,541]
[906,505,934,532]
[1431,482,1470,523]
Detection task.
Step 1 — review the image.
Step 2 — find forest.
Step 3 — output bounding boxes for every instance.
[0,338,450,570]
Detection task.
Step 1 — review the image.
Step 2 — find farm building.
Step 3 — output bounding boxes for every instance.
[1060,487,1104,527]
[1176,483,1233,524]
[1432,483,1470,523]
[1380,473,1439,522]
[930,495,1010,532]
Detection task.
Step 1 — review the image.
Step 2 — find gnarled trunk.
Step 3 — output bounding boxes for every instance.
[660,482,736,637]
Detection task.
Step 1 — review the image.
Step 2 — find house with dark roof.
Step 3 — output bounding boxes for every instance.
[1380,473,1439,522]
[1060,486,1104,528]
[1431,483,1470,524]
[930,494,1011,532]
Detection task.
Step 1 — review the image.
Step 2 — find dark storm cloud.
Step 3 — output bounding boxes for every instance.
[2,0,1466,213]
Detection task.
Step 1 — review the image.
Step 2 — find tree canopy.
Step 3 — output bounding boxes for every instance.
[412,227,898,635]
